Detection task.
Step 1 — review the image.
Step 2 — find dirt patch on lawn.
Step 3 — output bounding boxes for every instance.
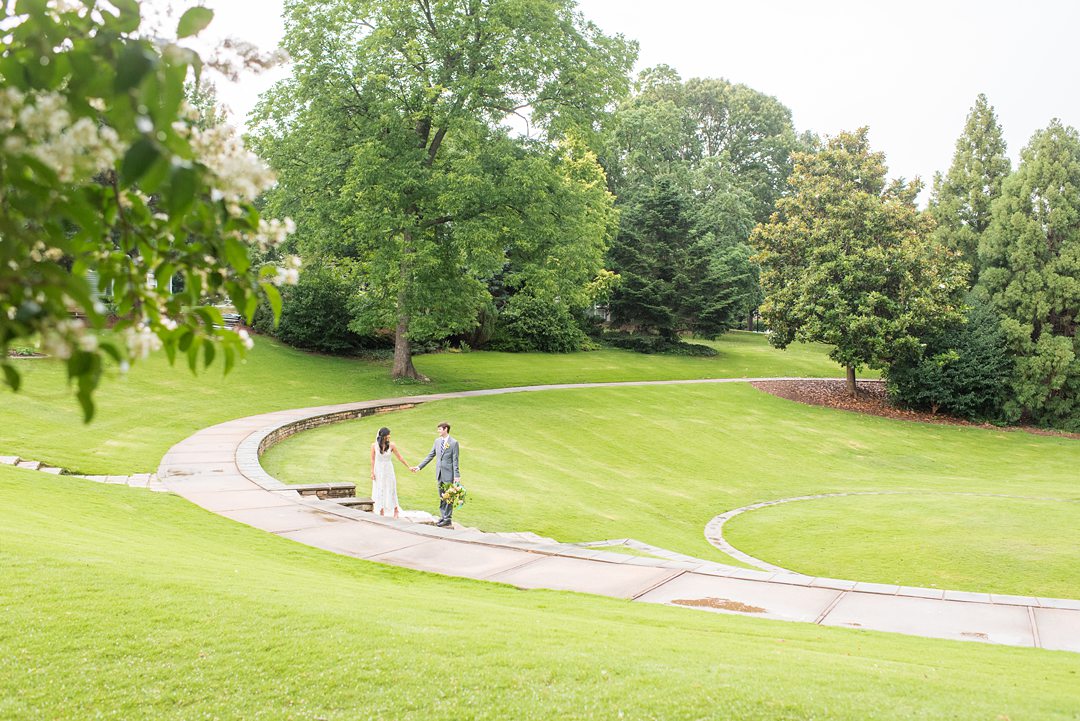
[750,379,1080,440]
[672,597,766,613]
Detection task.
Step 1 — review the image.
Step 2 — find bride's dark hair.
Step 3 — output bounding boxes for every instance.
[376,427,391,453]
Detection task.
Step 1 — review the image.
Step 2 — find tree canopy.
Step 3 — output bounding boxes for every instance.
[752,129,967,394]
[601,68,795,337]
[250,0,636,377]
[0,0,293,419]
[979,120,1080,429]
[930,94,1011,286]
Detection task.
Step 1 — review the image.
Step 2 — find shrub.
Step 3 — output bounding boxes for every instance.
[886,300,1014,421]
[489,294,586,353]
[253,260,386,355]
[601,331,718,357]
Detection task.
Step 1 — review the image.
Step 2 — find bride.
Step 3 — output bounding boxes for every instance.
[370,427,412,518]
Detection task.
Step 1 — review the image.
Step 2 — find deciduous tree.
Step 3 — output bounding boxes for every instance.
[250,0,634,378]
[752,129,967,395]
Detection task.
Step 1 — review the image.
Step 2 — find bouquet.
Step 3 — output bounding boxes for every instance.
[440,483,468,508]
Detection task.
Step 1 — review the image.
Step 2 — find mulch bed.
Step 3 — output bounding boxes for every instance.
[750,379,1080,440]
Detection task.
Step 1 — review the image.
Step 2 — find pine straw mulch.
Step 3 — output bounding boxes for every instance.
[749,379,1080,441]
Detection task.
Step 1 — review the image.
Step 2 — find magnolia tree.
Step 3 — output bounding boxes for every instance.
[0,0,297,419]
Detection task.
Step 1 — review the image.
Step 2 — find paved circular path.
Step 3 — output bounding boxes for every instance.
[706,490,1080,574]
[156,378,1080,653]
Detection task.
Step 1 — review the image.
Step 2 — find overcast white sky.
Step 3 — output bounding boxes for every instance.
[184,0,1080,201]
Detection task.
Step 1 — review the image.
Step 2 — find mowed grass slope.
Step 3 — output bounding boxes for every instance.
[723,493,1080,599]
[262,383,1080,598]
[0,332,851,474]
[2,465,1078,721]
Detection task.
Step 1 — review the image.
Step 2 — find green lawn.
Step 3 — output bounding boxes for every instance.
[0,332,852,474]
[724,493,1080,599]
[3,465,1078,720]
[262,383,1080,597]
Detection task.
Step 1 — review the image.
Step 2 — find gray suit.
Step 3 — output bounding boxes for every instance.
[417,436,460,522]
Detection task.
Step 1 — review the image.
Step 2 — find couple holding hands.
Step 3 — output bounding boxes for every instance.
[370,421,461,527]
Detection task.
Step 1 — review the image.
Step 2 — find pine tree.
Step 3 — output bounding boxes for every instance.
[929,94,1011,285]
[607,177,692,340]
[980,120,1080,429]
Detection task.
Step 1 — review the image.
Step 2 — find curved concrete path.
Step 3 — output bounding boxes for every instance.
[157,379,1080,653]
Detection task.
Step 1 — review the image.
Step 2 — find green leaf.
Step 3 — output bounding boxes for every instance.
[120,138,160,187]
[167,164,198,217]
[186,339,200,373]
[223,346,236,376]
[114,43,155,92]
[163,338,177,365]
[202,340,215,368]
[223,237,251,274]
[109,0,142,33]
[260,282,282,324]
[177,6,214,39]
[2,364,21,392]
[177,328,194,353]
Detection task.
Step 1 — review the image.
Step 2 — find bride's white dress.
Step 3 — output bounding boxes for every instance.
[372,445,399,514]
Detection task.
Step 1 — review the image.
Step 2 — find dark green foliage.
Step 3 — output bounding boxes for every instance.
[607,177,688,339]
[930,94,1010,286]
[601,332,718,357]
[886,300,1014,420]
[461,302,497,350]
[685,240,762,338]
[254,260,383,355]
[489,294,586,353]
[979,120,1080,429]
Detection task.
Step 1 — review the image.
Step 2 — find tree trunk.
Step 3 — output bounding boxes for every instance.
[391,314,425,380]
[391,234,427,381]
[746,309,755,332]
[846,365,857,397]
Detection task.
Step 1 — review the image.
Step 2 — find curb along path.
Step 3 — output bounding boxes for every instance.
[156,378,1080,653]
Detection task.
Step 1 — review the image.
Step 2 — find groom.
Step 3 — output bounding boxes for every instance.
[413,421,460,527]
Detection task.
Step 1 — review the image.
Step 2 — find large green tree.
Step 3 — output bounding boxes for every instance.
[929,94,1011,285]
[250,0,634,378]
[0,1,292,418]
[603,68,800,336]
[979,120,1080,429]
[751,129,967,395]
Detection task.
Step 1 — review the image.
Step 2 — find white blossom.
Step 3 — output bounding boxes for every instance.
[78,334,99,352]
[126,324,162,359]
[5,90,125,183]
[254,216,296,251]
[189,123,276,202]
[272,255,302,285]
[236,328,254,350]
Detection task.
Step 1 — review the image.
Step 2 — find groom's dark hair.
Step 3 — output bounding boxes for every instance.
[438,422,450,432]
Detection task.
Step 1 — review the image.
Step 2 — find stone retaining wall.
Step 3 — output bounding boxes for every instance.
[256,403,416,456]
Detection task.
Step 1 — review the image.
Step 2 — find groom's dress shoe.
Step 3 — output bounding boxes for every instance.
[435,519,451,527]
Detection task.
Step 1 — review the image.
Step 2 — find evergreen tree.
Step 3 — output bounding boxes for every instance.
[752,129,968,395]
[929,94,1011,285]
[980,120,1080,429]
[607,177,692,340]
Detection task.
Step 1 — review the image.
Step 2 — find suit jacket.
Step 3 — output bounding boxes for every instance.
[418,436,460,483]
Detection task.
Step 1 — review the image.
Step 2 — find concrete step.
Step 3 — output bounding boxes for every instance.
[0,456,20,465]
[15,460,41,470]
[328,496,374,512]
[38,466,63,475]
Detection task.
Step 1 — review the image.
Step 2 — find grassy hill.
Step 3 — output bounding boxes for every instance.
[0,332,853,473]
[3,465,1077,720]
